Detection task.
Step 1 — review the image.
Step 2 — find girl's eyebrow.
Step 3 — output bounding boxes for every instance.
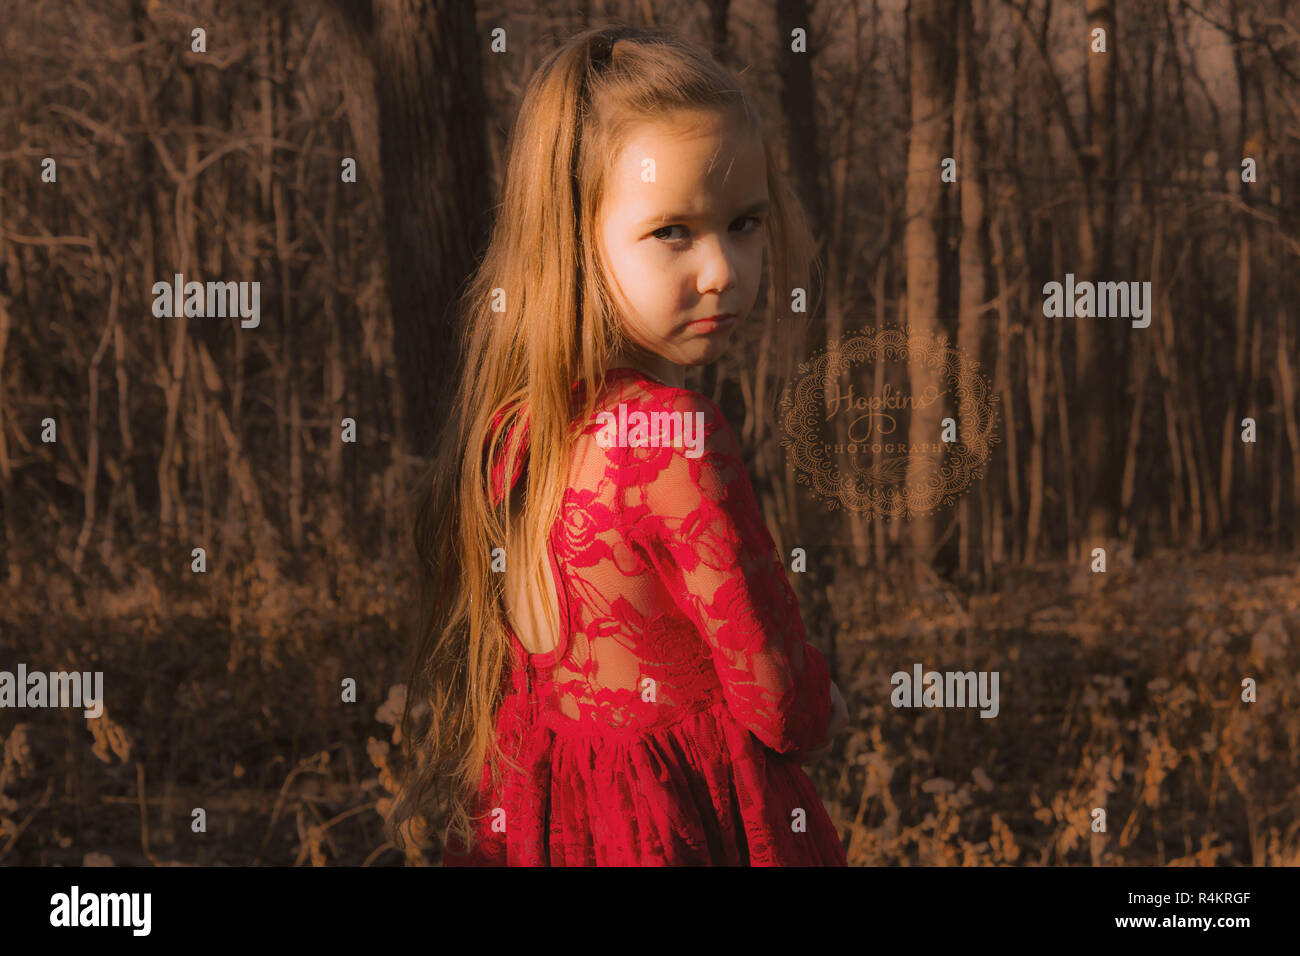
[641,197,770,227]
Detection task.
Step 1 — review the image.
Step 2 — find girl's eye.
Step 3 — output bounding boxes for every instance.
[651,225,689,243]
[651,217,764,244]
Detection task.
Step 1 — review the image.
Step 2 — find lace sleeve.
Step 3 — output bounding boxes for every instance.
[624,389,833,759]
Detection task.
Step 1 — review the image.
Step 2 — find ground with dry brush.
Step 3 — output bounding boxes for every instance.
[2,544,1296,866]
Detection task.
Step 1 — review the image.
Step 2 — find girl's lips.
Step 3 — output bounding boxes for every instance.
[686,314,737,333]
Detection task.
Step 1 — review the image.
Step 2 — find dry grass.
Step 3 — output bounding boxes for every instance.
[817,549,1300,865]
[2,535,1296,866]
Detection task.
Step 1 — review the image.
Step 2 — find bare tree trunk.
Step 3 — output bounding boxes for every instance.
[113,296,140,536]
[987,207,1014,568]
[185,56,217,559]
[776,0,828,313]
[187,339,212,551]
[1155,280,1184,541]
[157,218,190,551]
[954,0,987,582]
[1187,369,1216,541]
[1121,215,1159,537]
[1245,266,1262,544]
[773,0,837,666]
[904,0,956,587]
[872,255,889,570]
[153,56,190,549]
[325,176,346,547]
[0,290,16,586]
[1218,225,1250,537]
[116,0,152,539]
[1219,25,1254,540]
[1276,292,1300,545]
[74,277,119,573]
[289,382,303,554]
[823,1,876,572]
[366,0,492,457]
[1025,309,1046,564]
[1050,277,1076,556]
[1075,0,1120,561]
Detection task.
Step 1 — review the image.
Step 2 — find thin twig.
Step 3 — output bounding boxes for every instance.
[0,778,55,864]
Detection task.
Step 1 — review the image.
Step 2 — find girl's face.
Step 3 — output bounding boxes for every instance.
[598,109,769,381]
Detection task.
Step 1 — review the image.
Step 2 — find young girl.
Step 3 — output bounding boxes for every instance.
[388,23,850,866]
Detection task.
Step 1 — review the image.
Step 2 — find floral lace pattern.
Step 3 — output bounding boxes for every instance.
[445,368,845,865]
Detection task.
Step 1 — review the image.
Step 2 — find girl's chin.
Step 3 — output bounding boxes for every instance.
[674,343,728,366]
[681,326,736,349]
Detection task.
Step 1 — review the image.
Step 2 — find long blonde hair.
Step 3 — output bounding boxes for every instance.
[386,21,817,859]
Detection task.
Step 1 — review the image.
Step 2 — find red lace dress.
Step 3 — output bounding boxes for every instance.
[442,367,846,866]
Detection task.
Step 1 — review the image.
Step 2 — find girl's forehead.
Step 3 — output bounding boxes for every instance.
[614,109,753,155]
[606,113,765,197]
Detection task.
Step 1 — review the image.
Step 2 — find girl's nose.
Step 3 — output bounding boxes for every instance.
[696,235,738,296]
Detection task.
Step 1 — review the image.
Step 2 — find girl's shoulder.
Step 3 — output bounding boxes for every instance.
[573,369,742,475]
[580,367,726,421]
[485,370,741,503]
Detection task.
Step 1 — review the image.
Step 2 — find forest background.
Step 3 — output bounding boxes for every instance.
[1,0,1298,866]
